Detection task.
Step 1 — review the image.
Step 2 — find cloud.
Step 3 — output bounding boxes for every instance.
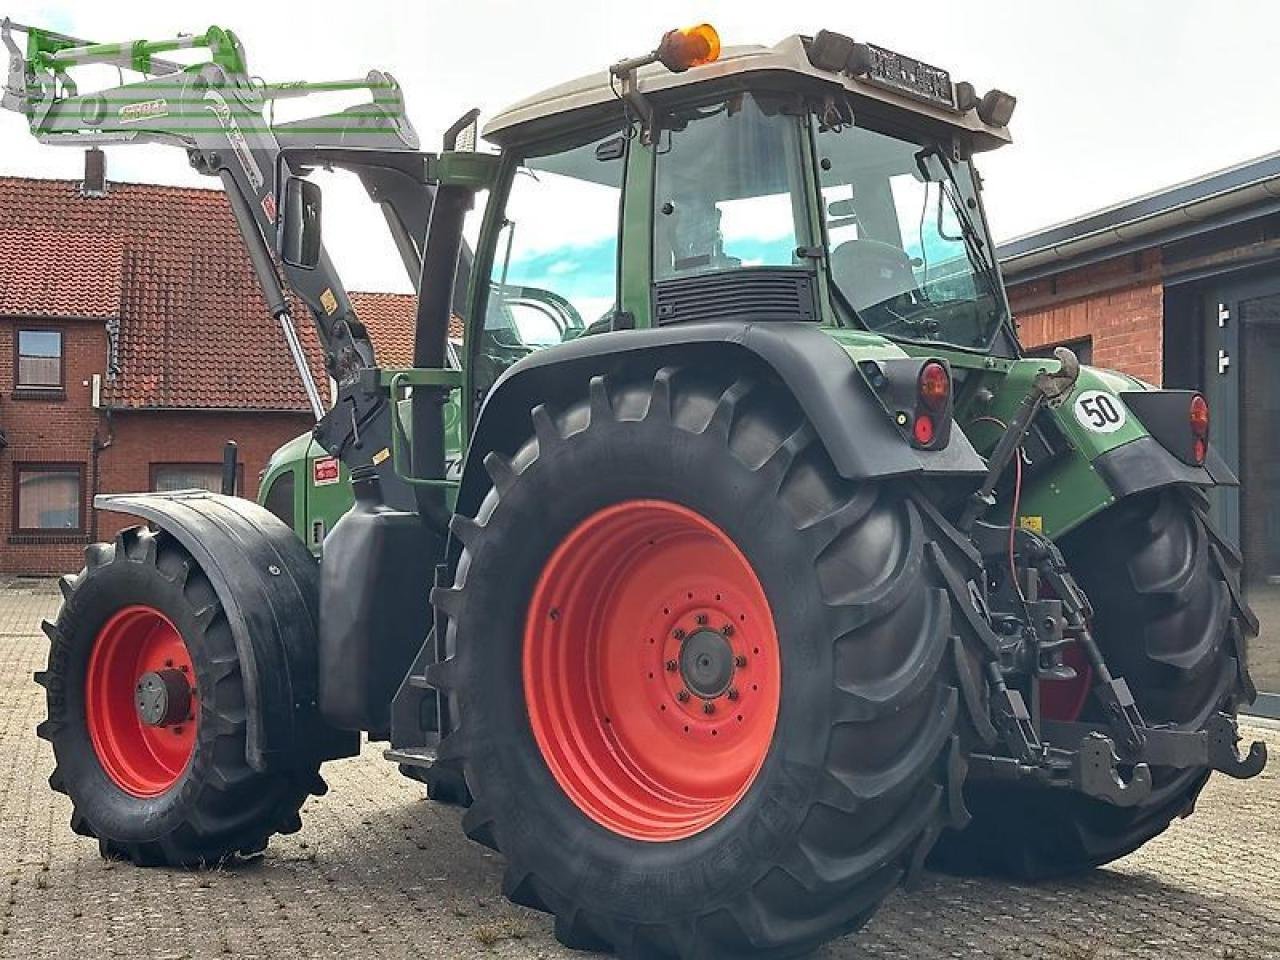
[3,0,1278,292]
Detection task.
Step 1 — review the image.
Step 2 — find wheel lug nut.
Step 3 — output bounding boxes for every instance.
[727,688,739,701]
[722,624,735,636]
[665,659,678,672]
[677,689,690,703]
[695,613,708,626]
[673,628,686,641]
[702,701,715,715]
[734,655,747,668]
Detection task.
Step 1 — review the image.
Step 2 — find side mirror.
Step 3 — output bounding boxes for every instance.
[279,176,322,269]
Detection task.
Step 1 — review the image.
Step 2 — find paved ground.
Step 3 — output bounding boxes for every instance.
[1,579,1277,960]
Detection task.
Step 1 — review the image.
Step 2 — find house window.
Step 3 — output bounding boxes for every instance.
[1027,336,1093,367]
[14,464,83,532]
[151,463,240,495]
[15,329,64,391]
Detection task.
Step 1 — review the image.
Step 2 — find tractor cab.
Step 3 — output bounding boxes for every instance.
[466,30,1019,393]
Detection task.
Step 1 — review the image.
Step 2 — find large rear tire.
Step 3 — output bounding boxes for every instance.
[37,526,325,867]
[931,489,1252,879]
[433,366,974,958]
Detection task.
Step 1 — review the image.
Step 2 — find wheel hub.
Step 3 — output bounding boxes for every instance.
[679,629,734,699]
[134,669,193,728]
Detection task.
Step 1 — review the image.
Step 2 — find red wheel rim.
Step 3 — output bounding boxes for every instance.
[85,605,198,797]
[524,500,781,842]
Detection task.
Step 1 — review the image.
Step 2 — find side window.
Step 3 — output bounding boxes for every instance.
[654,96,805,280]
[262,469,296,529]
[152,463,240,495]
[478,132,624,391]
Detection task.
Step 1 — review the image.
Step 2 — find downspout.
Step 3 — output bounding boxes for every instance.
[90,407,114,542]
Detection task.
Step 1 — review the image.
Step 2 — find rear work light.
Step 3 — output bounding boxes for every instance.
[1190,393,1210,465]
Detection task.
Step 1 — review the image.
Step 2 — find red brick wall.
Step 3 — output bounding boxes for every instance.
[1008,250,1164,385]
[0,313,312,574]
[0,317,109,576]
[94,410,312,544]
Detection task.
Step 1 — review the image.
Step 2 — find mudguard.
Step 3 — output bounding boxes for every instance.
[981,360,1236,538]
[95,490,358,771]
[457,320,987,518]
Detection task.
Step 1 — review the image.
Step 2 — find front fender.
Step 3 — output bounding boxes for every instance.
[95,490,358,770]
[457,321,987,519]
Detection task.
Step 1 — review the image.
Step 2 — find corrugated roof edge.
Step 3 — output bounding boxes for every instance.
[998,149,1280,279]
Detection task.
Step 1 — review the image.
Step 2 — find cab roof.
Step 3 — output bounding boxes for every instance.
[483,33,1013,152]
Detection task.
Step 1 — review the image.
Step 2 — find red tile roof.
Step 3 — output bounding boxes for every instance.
[0,177,328,411]
[0,229,125,318]
[350,291,417,367]
[350,290,464,367]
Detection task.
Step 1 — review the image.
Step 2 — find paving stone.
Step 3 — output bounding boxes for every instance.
[1,581,1276,959]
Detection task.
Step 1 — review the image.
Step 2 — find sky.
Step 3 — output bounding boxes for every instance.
[2,1,1278,295]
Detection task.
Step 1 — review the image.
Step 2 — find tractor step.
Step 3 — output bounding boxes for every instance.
[384,740,439,770]
[407,674,432,690]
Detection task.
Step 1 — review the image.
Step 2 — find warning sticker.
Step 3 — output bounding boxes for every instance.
[1018,515,1043,534]
[313,456,340,487]
[260,192,277,223]
[371,447,391,466]
[320,288,339,315]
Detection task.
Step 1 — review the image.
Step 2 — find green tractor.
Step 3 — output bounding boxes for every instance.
[8,18,1265,959]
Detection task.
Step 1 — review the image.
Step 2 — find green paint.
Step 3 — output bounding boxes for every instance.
[620,138,654,327]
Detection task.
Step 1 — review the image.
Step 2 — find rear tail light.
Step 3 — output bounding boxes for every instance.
[912,414,936,446]
[858,357,954,450]
[1190,393,1210,465]
[917,361,950,412]
[911,361,951,449]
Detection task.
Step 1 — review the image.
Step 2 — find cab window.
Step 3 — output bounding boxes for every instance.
[653,95,808,279]
[476,131,624,391]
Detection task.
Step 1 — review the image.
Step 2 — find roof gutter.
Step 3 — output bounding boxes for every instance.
[999,152,1280,280]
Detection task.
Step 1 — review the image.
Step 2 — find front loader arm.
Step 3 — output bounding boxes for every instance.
[2,19,432,505]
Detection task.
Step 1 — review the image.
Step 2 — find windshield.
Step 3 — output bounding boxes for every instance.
[814,120,1007,349]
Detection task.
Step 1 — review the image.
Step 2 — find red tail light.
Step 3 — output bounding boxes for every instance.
[913,413,936,446]
[1190,393,1209,465]
[917,361,950,412]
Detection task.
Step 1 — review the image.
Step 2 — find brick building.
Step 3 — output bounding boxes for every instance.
[0,173,415,576]
[1000,149,1280,710]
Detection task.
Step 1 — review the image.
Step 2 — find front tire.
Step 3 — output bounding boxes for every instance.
[37,527,324,867]
[434,365,971,958]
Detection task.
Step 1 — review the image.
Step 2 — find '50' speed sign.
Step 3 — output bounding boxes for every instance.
[1073,390,1128,434]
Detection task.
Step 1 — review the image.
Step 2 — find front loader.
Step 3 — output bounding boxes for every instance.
[6,18,1266,959]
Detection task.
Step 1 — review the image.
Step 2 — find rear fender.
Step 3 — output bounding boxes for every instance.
[457,321,987,519]
[991,361,1234,538]
[96,491,359,771]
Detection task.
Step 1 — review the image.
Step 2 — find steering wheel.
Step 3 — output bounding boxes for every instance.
[828,239,922,314]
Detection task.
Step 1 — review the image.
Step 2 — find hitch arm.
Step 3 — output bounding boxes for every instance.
[958,346,1080,533]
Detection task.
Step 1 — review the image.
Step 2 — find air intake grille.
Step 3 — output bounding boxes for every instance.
[653,269,817,325]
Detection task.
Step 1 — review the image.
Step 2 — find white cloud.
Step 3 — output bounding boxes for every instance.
[3,0,1278,290]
